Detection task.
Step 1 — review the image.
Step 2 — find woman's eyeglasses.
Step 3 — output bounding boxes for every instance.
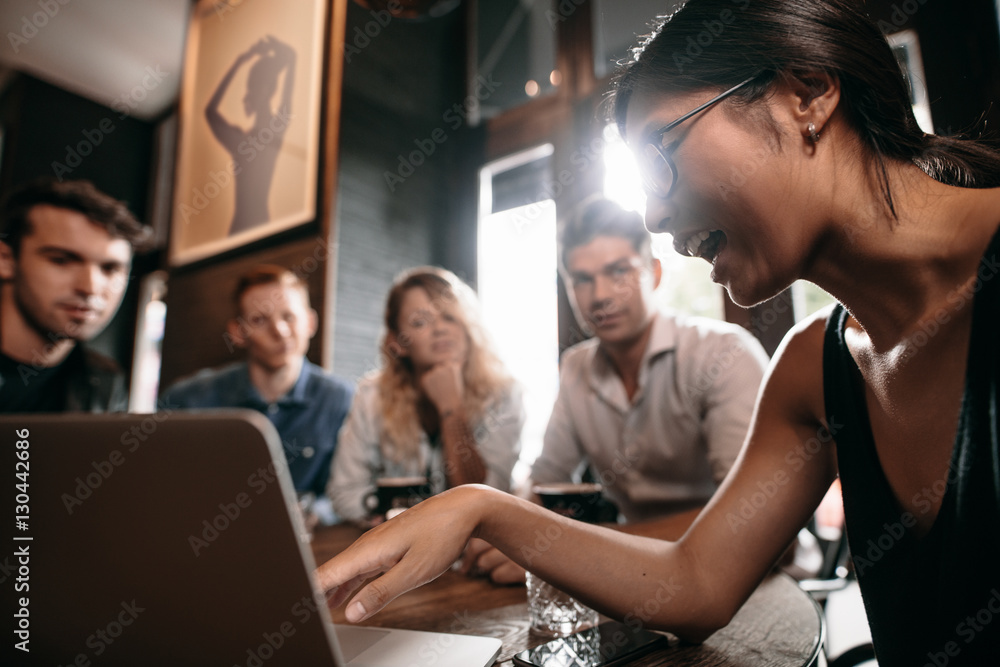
[640,75,758,198]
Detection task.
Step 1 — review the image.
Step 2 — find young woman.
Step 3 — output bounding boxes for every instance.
[328,266,524,526]
[318,2,1000,662]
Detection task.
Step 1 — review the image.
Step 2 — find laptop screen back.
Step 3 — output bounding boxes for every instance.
[1,411,343,667]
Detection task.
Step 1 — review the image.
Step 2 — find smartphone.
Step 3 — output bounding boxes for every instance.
[512,621,669,667]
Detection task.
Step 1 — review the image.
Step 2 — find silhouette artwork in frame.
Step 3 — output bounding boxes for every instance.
[170,0,326,265]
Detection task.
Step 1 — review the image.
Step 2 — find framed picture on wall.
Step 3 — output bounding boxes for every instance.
[169,0,327,265]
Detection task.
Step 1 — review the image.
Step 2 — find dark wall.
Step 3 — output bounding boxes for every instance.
[865,0,1000,142]
[331,1,479,382]
[0,74,156,378]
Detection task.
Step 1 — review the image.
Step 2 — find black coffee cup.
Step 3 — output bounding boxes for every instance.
[365,476,432,517]
[531,482,605,524]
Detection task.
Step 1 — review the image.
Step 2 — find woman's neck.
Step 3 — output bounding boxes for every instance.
[807,164,1000,350]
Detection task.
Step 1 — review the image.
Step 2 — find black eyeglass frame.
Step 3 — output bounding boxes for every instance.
[641,75,759,198]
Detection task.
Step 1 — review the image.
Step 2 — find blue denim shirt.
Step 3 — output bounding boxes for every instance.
[161,361,354,496]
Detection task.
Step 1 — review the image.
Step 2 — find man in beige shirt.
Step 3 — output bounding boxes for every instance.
[464,198,768,582]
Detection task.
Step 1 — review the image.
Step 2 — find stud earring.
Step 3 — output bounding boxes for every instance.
[808,122,820,143]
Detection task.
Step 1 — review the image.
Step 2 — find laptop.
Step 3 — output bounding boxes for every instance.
[1,410,502,667]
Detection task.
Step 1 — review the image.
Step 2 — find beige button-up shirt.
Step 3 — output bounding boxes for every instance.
[531,311,768,523]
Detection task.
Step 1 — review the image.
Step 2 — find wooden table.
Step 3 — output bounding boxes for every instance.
[312,524,826,666]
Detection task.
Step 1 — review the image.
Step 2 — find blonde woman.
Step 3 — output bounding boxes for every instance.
[329,267,525,526]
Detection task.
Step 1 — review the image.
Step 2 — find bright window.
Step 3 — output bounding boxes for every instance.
[478,147,560,482]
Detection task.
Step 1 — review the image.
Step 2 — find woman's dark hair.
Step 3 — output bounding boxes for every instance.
[610,0,1000,215]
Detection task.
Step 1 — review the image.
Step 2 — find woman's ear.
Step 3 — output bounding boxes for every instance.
[785,71,840,138]
[386,332,408,360]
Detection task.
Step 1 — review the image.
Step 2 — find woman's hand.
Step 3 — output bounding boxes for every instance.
[316,485,488,622]
[420,361,464,416]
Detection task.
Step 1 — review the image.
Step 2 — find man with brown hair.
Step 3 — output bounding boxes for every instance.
[161,265,354,506]
[0,179,149,413]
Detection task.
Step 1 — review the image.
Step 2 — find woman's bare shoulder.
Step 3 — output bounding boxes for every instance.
[760,303,839,425]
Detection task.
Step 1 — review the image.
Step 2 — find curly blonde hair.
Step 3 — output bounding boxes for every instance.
[376,266,512,463]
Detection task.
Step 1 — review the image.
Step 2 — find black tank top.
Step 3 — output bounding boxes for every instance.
[822,229,1000,665]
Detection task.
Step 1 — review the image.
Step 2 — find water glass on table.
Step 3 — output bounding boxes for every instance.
[526,482,605,636]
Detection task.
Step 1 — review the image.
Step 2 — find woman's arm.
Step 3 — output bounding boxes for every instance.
[420,361,487,486]
[268,36,295,118]
[318,315,838,640]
